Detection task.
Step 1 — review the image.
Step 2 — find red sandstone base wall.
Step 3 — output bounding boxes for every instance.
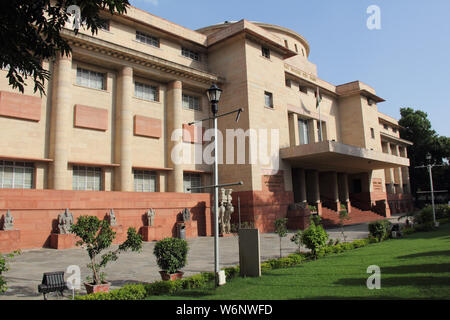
[0,190,212,253]
[230,191,294,233]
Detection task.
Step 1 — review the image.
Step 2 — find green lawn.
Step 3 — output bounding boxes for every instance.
[149,224,450,300]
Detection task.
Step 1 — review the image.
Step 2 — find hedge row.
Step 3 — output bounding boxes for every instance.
[76,237,375,300]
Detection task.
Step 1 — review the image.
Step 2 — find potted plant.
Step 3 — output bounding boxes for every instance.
[71,215,143,294]
[153,238,189,281]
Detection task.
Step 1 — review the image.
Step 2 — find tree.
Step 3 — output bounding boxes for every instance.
[399,107,450,205]
[0,251,20,294]
[71,215,142,285]
[0,0,130,95]
[338,205,349,242]
[274,218,288,258]
[301,221,328,259]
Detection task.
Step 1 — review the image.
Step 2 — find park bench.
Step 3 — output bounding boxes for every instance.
[38,271,67,300]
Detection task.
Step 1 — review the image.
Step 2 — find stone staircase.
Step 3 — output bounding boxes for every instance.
[320,206,385,229]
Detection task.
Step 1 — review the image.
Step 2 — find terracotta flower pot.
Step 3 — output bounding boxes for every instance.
[84,282,111,294]
[159,271,184,281]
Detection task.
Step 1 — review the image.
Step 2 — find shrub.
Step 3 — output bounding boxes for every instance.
[414,207,434,225]
[290,230,303,253]
[310,214,321,226]
[71,216,142,285]
[301,222,328,259]
[368,220,392,241]
[0,251,20,294]
[153,238,189,274]
[413,222,435,232]
[435,204,450,219]
[224,266,240,280]
[146,280,183,296]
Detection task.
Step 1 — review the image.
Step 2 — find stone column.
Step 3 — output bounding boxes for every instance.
[339,173,351,213]
[330,171,340,211]
[116,66,134,191]
[289,113,299,147]
[167,80,184,193]
[308,119,319,143]
[394,145,403,194]
[386,143,396,194]
[50,53,72,190]
[311,170,322,215]
[299,168,307,203]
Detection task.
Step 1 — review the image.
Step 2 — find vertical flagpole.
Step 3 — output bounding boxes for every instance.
[317,87,323,142]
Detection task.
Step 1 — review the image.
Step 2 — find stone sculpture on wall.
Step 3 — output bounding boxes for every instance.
[147,209,156,227]
[109,209,117,227]
[58,209,74,234]
[182,208,191,222]
[2,210,14,231]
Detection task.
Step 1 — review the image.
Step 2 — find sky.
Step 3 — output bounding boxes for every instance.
[129,0,450,137]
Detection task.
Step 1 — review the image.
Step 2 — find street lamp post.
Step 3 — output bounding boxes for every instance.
[426,153,437,226]
[186,84,243,286]
[206,84,222,282]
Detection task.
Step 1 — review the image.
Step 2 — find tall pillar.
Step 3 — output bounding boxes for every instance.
[299,169,307,203]
[330,172,340,211]
[167,80,184,193]
[50,53,72,190]
[339,173,351,213]
[394,145,403,194]
[308,119,319,143]
[116,66,134,191]
[289,113,299,147]
[386,143,396,194]
[311,170,322,215]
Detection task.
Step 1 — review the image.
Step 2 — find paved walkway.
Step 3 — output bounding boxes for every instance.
[1,215,404,300]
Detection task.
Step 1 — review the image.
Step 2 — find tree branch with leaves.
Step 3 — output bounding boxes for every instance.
[0,0,130,95]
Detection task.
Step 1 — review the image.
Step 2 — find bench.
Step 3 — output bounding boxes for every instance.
[38,271,68,300]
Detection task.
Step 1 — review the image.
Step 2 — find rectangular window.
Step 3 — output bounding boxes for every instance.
[134,170,157,192]
[184,173,202,193]
[383,124,389,130]
[294,44,298,53]
[135,82,158,102]
[284,40,289,48]
[285,79,291,88]
[72,166,102,191]
[299,86,308,94]
[392,127,398,133]
[182,94,201,111]
[261,46,270,59]
[371,128,375,139]
[76,67,105,90]
[136,31,160,47]
[264,91,273,108]
[182,47,200,61]
[0,161,34,189]
[298,118,310,145]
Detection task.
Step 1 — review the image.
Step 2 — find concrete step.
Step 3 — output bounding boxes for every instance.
[320,206,385,229]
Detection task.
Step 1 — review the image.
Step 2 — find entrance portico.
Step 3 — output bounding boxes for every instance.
[281,140,410,216]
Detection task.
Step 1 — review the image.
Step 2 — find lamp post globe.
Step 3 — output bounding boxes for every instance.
[207,83,222,115]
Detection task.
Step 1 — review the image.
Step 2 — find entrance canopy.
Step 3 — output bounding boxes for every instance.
[280,141,410,173]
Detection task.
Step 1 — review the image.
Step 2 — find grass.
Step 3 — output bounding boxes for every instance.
[148,223,450,300]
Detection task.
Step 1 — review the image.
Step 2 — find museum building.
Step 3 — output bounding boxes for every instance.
[0,7,413,251]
